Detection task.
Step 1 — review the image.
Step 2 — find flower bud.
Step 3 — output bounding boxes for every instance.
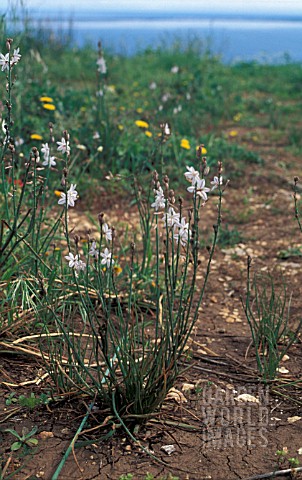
[6,38,13,51]
[98,212,105,226]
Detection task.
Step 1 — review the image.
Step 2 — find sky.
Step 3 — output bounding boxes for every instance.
[6,0,302,14]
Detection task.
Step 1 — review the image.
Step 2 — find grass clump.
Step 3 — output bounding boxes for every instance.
[243,257,302,382]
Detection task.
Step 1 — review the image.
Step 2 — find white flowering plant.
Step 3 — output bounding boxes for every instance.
[0,38,224,424]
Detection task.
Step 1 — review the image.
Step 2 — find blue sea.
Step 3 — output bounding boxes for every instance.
[5,9,302,63]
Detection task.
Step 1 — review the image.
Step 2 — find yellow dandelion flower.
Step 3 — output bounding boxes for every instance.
[229,130,238,137]
[136,107,143,113]
[135,120,149,129]
[181,144,191,150]
[43,103,56,111]
[30,133,43,140]
[233,113,242,122]
[113,265,123,275]
[54,190,62,197]
[39,96,54,102]
[118,124,124,131]
[120,106,125,111]
[180,138,191,150]
[97,146,104,152]
[196,145,207,155]
[145,131,152,138]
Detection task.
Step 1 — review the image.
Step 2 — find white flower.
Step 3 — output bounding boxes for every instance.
[187,177,210,201]
[97,56,107,74]
[58,184,78,208]
[184,166,200,185]
[58,192,67,206]
[174,217,191,246]
[100,247,114,268]
[76,259,86,271]
[151,186,166,211]
[171,65,179,74]
[173,105,182,115]
[15,137,24,147]
[149,81,157,90]
[65,252,86,274]
[41,143,50,157]
[41,143,56,166]
[93,131,100,139]
[57,137,70,155]
[163,122,171,135]
[33,151,40,163]
[0,53,9,71]
[11,48,21,65]
[102,223,112,242]
[89,241,99,258]
[65,252,79,268]
[42,155,56,167]
[161,93,171,103]
[162,207,180,228]
[211,176,223,190]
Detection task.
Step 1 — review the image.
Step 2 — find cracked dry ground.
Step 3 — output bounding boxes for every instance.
[1,130,302,480]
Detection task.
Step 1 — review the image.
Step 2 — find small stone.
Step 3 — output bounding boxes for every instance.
[161,444,176,455]
[235,394,260,404]
[277,367,289,374]
[226,317,235,323]
[281,354,290,362]
[182,383,195,392]
[38,431,54,440]
[287,416,301,423]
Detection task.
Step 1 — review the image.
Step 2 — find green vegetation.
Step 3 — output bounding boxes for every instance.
[243,258,302,382]
[3,14,302,185]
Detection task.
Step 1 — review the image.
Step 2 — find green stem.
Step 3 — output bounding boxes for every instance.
[51,402,94,480]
